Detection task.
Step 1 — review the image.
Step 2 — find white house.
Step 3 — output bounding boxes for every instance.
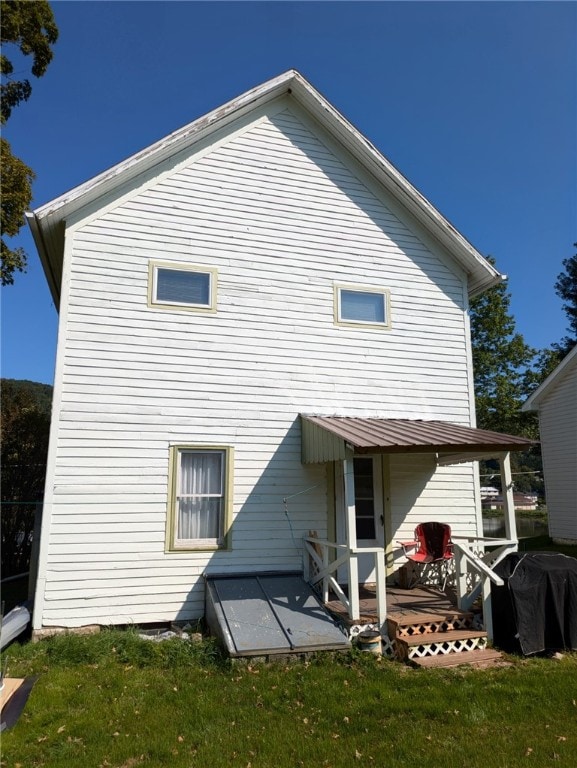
[523,345,577,544]
[27,71,532,637]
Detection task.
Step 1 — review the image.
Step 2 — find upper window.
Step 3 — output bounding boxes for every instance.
[149,261,217,312]
[167,446,233,551]
[334,284,391,329]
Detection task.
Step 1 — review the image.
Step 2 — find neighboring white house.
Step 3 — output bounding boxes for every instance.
[523,345,577,544]
[27,71,532,634]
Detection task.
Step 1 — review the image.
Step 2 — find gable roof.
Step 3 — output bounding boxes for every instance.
[27,69,503,306]
[522,345,577,411]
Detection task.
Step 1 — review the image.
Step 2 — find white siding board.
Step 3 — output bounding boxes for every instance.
[536,364,577,541]
[389,455,477,568]
[38,105,477,628]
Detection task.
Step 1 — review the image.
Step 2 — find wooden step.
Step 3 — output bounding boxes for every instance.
[389,610,474,628]
[388,610,477,639]
[395,629,488,661]
[398,628,488,647]
[410,648,508,669]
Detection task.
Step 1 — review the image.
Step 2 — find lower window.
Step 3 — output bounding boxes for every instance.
[167,446,233,550]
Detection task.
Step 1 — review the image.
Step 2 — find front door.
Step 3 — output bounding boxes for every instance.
[337,456,384,584]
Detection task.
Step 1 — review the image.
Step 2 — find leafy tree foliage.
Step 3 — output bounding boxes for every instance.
[552,247,577,355]
[531,246,577,384]
[470,261,542,496]
[1,379,52,578]
[1,137,34,284]
[470,261,536,436]
[0,0,58,285]
[1,0,58,122]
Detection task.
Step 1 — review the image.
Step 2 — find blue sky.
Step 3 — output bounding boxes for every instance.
[2,1,575,385]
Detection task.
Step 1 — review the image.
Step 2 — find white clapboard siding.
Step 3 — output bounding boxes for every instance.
[390,455,478,553]
[537,365,577,542]
[37,103,478,628]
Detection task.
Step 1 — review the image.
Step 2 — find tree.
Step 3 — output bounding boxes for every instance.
[470,261,542,496]
[1,0,58,285]
[552,246,577,356]
[1,137,34,284]
[1,379,52,578]
[531,246,577,384]
[470,260,536,436]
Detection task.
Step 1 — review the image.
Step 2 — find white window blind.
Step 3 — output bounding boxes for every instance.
[156,268,210,306]
[340,289,385,323]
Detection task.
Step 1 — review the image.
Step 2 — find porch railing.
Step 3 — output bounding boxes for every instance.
[303,534,518,640]
[303,536,387,629]
[452,536,518,639]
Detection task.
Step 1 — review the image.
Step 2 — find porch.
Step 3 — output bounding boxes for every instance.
[322,582,505,667]
[299,415,536,664]
[323,582,463,627]
[303,531,517,663]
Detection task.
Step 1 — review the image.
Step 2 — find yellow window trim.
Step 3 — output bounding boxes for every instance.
[148,260,218,313]
[165,444,234,553]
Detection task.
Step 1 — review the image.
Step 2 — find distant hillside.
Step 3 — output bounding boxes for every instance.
[1,378,53,502]
[1,379,53,577]
[1,379,53,414]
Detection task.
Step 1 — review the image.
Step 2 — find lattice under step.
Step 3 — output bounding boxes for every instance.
[395,629,488,661]
[389,612,476,639]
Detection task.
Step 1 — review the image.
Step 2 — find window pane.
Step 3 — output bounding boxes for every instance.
[341,290,385,323]
[354,475,373,497]
[180,452,222,495]
[354,458,376,539]
[178,497,221,539]
[356,516,376,540]
[156,268,210,305]
[177,451,224,541]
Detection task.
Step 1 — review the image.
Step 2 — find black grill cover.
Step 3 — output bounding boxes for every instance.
[491,552,577,655]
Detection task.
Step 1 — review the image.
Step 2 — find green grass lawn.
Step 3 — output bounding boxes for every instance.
[2,630,577,768]
[520,535,577,558]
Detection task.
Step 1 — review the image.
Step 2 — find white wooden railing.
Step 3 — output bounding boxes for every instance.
[303,536,387,629]
[303,534,517,640]
[452,536,518,640]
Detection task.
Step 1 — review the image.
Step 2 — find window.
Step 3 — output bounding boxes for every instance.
[167,446,233,551]
[353,457,376,540]
[335,284,391,328]
[149,261,217,312]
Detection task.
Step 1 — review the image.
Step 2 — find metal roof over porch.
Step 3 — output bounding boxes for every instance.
[300,415,536,464]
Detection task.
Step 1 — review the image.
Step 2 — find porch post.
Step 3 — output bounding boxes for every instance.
[455,547,467,610]
[482,575,494,642]
[343,457,360,621]
[375,549,387,630]
[500,452,518,544]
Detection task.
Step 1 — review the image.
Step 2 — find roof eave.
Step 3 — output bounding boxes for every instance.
[32,70,299,222]
[25,211,60,307]
[29,68,500,302]
[522,344,577,411]
[301,414,535,465]
[352,441,534,455]
[288,73,501,297]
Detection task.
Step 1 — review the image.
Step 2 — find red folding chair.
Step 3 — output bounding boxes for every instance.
[399,522,454,590]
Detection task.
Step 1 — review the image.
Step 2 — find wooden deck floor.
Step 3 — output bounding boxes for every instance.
[325,584,465,626]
